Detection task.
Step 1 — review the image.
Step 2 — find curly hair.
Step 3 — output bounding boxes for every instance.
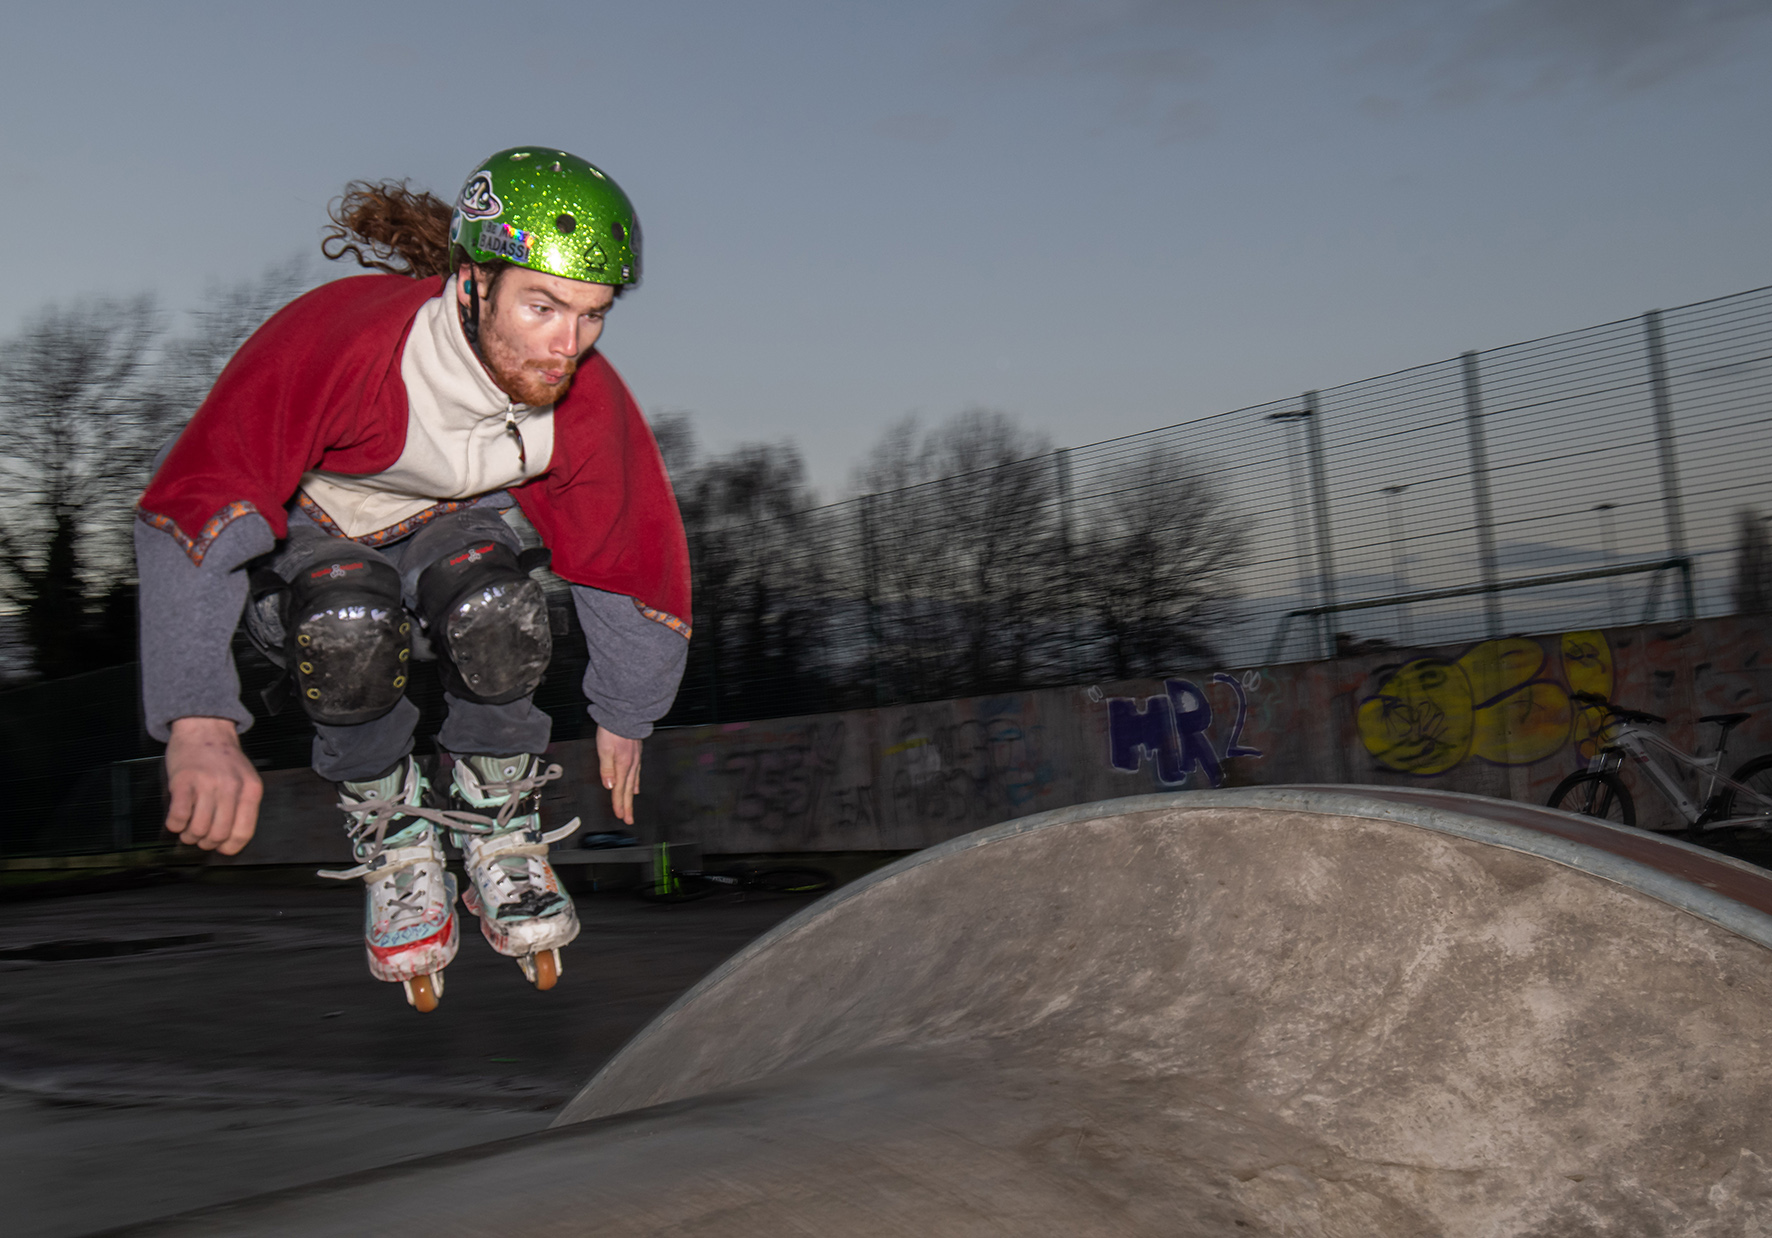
[321,180,459,278]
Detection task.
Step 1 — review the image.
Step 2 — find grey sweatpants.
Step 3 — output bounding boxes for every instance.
[270,505,552,782]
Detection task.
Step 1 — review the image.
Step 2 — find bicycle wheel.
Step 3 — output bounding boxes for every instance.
[1548,771,1636,826]
[636,873,716,904]
[1717,754,1772,824]
[748,867,835,895]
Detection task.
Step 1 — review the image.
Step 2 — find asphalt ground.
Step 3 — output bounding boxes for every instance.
[0,881,808,1237]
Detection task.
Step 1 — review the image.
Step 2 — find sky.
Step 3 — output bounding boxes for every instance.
[4,0,1770,494]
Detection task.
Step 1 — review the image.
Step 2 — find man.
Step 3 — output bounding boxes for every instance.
[135,148,691,1012]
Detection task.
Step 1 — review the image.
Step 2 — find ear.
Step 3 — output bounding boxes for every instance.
[456,263,479,304]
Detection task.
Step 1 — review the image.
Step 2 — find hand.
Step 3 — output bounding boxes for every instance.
[164,717,263,855]
[596,726,642,826]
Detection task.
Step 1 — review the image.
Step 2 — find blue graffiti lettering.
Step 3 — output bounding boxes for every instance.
[1107,694,1187,783]
[1166,679,1222,787]
[1211,673,1264,758]
[1106,675,1264,786]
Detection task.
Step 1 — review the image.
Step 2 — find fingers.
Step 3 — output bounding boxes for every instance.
[597,728,643,826]
[168,771,224,849]
[164,776,196,839]
[166,768,260,851]
[610,747,640,825]
[162,718,262,854]
[218,771,264,856]
[613,747,641,821]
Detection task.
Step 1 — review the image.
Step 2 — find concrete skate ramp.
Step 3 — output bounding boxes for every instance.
[119,788,1772,1236]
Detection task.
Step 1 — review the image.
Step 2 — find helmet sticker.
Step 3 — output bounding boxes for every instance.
[457,171,503,220]
[477,221,534,263]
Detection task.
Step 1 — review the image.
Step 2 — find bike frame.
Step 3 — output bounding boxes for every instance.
[1596,722,1772,829]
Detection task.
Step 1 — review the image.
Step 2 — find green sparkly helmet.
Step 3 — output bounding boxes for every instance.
[449,147,640,286]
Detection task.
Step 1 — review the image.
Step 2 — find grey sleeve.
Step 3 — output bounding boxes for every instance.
[572,585,689,739]
[134,514,277,742]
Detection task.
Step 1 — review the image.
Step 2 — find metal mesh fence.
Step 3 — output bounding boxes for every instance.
[6,284,1771,852]
[668,284,1772,723]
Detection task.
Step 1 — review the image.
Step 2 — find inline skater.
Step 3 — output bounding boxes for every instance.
[135,148,691,1011]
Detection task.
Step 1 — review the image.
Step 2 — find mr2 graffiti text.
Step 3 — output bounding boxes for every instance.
[1106,674,1264,787]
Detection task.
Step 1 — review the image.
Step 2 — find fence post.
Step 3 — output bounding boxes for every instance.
[1301,392,1339,659]
[1643,309,1697,620]
[1055,449,1080,680]
[860,493,884,706]
[1460,351,1505,638]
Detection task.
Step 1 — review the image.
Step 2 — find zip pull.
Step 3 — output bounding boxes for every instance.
[504,408,528,473]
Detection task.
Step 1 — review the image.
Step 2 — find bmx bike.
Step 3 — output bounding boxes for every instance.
[1546,691,1772,831]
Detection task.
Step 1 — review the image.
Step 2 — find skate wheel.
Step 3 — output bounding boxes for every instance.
[527,948,560,991]
[403,973,442,1013]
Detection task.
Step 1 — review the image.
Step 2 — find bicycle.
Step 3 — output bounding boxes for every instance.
[637,844,835,904]
[1546,691,1772,831]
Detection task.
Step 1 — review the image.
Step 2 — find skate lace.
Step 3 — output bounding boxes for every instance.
[460,761,567,837]
[459,762,575,911]
[318,797,491,879]
[380,869,440,929]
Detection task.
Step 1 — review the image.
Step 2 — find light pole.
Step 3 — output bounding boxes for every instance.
[1382,484,1412,645]
[1267,408,1326,657]
[1594,503,1620,627]
[1268,411,1313,612]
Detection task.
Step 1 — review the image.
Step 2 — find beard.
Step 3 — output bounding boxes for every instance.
[476,308,579,406]
[485,353,577,407]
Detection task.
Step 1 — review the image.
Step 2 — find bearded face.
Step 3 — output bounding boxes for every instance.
[478,308,579,406]
[459,265,616,407]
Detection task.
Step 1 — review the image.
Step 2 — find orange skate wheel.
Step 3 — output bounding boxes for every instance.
[403,973,442,1013]
[530,949,559,991]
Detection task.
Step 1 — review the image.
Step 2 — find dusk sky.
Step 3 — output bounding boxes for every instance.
[5,0,1770,492]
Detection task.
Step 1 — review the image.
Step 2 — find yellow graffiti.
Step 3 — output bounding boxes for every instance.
[1560,630,1615,760]
[1357,630,1612,774]
[1355,658,1474,775]
[1458,638,1542,703]
[1470,680,1572,765]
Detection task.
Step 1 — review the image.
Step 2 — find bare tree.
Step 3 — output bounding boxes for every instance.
[0,259,318,681]
[657,415,831,721]
[649,409,699,482]
[158,256,318,427]
[0,297,171,679]
[853,410,1063,699]
[1069,442,1245,679]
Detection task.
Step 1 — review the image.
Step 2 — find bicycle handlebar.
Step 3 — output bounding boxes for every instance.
[1569,690,1666,725]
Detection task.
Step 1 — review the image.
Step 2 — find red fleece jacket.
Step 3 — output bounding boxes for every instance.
[137,274,691,632]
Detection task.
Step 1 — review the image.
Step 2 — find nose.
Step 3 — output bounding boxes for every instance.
[551,317,581,358]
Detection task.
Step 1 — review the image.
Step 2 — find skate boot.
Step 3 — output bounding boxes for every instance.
[449,754,581,990]
[318,757,459,1013]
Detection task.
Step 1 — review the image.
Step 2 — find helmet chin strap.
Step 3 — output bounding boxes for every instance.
[459,271,489,364]
[456,272,531,418]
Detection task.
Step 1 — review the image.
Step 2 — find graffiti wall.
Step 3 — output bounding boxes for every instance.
[222,614,1772,863]
[641,693,1086,855]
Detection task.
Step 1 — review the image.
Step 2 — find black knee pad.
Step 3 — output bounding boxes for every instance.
[286,555,412,725]
[415,540,552,705]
